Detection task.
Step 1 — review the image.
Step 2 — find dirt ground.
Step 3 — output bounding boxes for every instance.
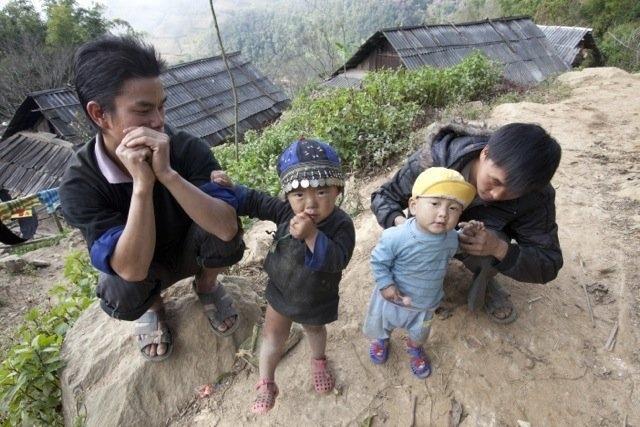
[0,222,83,354]
[172,67,640,426]
[1,67,638,426]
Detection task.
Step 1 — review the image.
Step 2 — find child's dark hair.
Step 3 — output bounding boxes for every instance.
[486,123,561,195]
[73,35,166,124]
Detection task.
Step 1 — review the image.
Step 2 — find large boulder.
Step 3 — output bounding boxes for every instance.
[60,276,261,427]
[237,220,276,267]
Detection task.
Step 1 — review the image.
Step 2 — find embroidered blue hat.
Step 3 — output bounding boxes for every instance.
[277,138,344,194]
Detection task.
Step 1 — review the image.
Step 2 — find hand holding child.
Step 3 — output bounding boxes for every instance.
[381,284,412,307]
[210,170,234,187]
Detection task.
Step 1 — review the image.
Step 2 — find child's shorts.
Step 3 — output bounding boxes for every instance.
[363,291,434,344]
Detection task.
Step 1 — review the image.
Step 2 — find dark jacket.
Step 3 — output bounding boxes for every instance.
[371,122,563,284]
[236,186,355,325]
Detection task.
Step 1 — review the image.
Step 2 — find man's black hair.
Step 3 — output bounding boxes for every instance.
[486,123,561,195]
[73,35,166,124]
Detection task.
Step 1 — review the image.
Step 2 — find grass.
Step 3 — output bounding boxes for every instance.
[438,77,573,122]
[7,233,66,256]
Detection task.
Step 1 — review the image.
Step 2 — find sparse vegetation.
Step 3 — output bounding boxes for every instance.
[7,233,67,257]
[439,77,573,122]
[0,251,98,427]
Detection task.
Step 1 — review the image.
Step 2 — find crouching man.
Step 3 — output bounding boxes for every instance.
[60,36,244,361]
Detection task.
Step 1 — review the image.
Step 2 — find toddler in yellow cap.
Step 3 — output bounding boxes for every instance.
[363,167,480,378]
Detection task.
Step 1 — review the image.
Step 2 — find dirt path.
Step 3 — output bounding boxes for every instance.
[4,67,637,426]
[0,232,81,353]
[167,67,639,426]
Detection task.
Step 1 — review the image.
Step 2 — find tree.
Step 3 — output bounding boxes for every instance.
[44,0,123,47]
[0,0,46,55]
[201,0,431,93]
[0,0,132,122]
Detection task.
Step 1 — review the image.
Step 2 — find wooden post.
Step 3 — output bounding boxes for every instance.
[52,212,63,233]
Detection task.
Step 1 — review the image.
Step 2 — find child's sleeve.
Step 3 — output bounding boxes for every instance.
[234,185,292,224]
[370,229,398,290]
[304,216,355,273]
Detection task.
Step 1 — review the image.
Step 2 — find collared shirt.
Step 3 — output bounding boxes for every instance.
[94,133,132,184]
[59,126,237,275]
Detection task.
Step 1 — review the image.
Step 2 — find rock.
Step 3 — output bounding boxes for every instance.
[24,258,50,268]
[60,276,261,427]
[238,221,276,267]
[0,255,27,274]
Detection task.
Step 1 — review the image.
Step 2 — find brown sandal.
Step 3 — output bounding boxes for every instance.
[311,357,335,394]
[251,378,279,414]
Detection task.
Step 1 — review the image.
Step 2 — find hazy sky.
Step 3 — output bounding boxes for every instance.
[0,0,266,61]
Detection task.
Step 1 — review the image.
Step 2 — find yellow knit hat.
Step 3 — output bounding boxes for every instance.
[412,167,476,208]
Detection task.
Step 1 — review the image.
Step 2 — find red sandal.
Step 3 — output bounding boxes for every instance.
[250,378,279,414]
[311,357,335,394]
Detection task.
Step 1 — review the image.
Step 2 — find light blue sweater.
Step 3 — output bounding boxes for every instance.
[370,217,459,310]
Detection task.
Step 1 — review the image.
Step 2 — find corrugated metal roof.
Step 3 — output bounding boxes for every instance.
[322,75,363,89]
[331,17,569,87]
[322,69,367,89]
[0,132,74,196]
[2,52,290,146]
[538,25,593,67]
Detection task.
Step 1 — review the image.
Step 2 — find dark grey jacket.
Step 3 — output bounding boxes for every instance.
[370,122,563,284]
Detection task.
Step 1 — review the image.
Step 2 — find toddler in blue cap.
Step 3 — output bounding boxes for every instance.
[212,138,355,414]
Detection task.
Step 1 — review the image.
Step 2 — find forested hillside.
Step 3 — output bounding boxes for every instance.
[210,0,430,92]
[197,0,639,92]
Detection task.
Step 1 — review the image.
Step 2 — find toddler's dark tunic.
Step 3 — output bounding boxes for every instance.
[237,186,355,325]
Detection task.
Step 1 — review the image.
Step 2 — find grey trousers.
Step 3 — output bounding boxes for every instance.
[96,222,244,321]
[454,230,508,310]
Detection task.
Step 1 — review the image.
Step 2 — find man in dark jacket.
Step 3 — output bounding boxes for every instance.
[371,121,563,323]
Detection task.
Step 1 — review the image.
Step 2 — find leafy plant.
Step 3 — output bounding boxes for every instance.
[0,251,97,427]
[215,52,501,194]
[600,22,640,72]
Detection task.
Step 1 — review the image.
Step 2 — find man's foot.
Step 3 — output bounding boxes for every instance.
[483,279,518,324]
[193,280,240,337]
[135,308,173,362]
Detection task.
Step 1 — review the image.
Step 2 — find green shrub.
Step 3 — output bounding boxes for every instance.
[215,52,501,194]
[600,22,640,72]
[0,251,98,427]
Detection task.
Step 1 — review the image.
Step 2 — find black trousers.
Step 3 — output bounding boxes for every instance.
[96,223,244,321]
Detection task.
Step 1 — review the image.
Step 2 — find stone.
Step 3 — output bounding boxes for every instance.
[60,276,261,427]
[25,259,51,268]
[237,220,276,267]
[0,255,27,274]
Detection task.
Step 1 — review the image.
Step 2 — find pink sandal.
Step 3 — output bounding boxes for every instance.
[251,378,279,414]
[311,357,335,394]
